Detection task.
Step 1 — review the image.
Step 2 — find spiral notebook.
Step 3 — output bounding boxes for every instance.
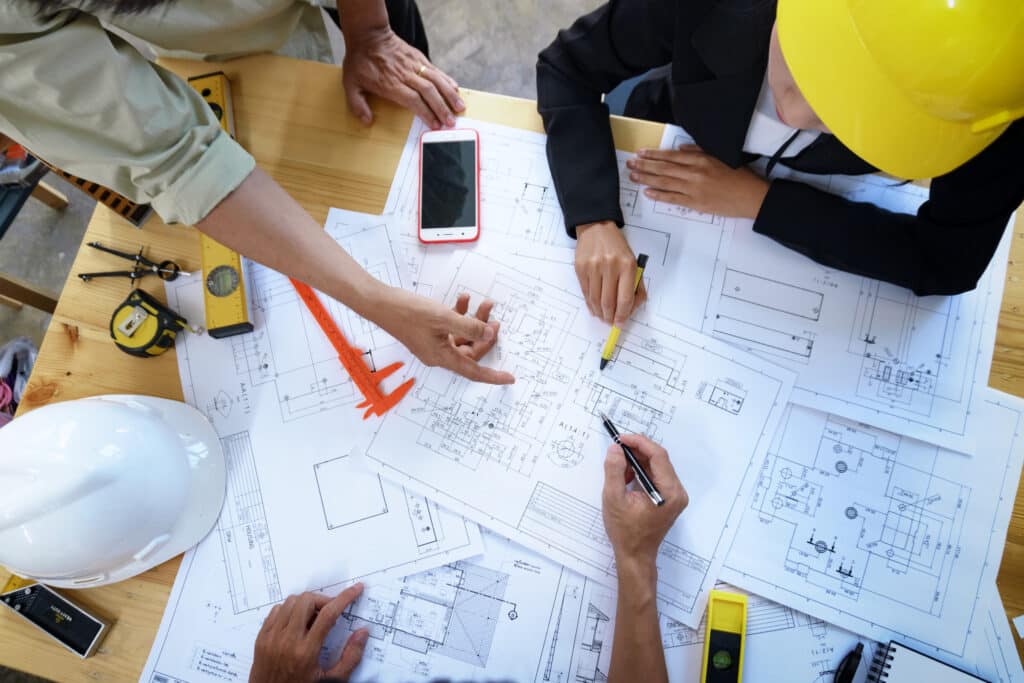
[868,641,989,682]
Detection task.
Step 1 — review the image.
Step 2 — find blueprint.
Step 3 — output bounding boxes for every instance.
[163,215,483,602]
[662,124,1014,453]
[139,517,1023,683]
[384,117,734,332]
[722,389,1024,657]
[362,238,795,628]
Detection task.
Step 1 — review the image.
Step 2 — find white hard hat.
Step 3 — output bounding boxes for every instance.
[0,394,225,588]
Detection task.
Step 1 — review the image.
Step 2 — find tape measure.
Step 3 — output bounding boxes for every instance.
[110,289,187,357]
[701,589,748,683]
[188,71,254,339]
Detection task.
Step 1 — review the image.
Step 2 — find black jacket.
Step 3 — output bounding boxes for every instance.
[536,0,1023,296]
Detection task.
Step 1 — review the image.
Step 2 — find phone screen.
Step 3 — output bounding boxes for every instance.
[421,140,477,229]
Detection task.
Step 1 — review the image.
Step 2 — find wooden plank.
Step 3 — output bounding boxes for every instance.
[29,179,69,210]
[0,272,58,313]
[0,293,23,310]
[2,52,1022,682]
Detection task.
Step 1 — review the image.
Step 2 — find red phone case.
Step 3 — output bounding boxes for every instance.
[417,128,481,244]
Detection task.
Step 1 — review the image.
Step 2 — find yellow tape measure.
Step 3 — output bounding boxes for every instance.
[188,71,254,339]
[701,589,748,683]
[110,289,187,357]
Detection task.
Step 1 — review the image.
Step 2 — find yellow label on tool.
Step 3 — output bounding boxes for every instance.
[2,574,36,594]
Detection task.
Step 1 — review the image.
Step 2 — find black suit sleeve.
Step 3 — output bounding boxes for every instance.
[537,0,676,238]
[754,121,1023,296]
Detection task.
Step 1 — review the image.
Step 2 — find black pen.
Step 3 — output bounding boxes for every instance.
[599,412,665,506]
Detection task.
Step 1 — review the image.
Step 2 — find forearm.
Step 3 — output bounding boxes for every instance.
[196,168,383,319]
[608,559,668,683]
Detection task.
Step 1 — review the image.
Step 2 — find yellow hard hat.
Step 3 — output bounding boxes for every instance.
[777,0,1024,179]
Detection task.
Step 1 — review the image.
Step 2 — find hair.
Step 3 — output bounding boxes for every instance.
[19,0,172,16]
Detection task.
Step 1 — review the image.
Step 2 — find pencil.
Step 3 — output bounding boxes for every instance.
[599,253,648,370]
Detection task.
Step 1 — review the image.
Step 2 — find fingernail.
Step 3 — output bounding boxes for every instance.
[456,98,466,111]
[630,172,638,181]
[446,116,455,127]
[361,115,372,125]
[482,326,495,342]
[356,631,369,645]
[638,149,649,157]
[626,159,635,167]
[645,189,654,196]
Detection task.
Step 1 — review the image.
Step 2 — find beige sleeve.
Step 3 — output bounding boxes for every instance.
[0,11,255,226]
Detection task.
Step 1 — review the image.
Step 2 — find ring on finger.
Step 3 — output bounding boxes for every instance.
[416,64,428,77]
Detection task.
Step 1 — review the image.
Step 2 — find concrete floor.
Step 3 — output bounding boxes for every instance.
[0,2,599,682]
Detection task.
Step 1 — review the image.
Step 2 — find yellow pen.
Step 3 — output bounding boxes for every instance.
[599,253,648,370]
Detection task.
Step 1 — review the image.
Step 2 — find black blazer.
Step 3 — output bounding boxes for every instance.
[536,0,1023,296]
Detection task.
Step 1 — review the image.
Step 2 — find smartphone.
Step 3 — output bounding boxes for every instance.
[418,128,480,243]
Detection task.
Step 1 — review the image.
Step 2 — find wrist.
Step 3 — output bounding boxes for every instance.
[342,270,391,319]
[615,555,658,590]
[576,220,617,240]
[340,15,392,47]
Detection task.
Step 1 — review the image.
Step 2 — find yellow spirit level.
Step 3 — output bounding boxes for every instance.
[701,590,748,683]
[187,71,254,339]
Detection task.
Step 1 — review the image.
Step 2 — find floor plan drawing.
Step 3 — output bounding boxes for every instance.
[655,124,1013,453]
[164,215,483,600]
[722,390,1024,656]
[384,117,735,333]
[364,245,795,628]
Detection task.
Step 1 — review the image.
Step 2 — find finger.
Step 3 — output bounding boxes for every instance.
[629,170,690,194]
[286,593,317,633]
[644,188,695,207]
[618,433,682,491]
[588,270,604,319]
[453,292,470,316]
[474,299,495,324]
[444,303,495,343]
[325,628,370,680]
[600,267,619,324]
[442,349,515,385]
[626,158,693,180]
[410,71,455,128]
[632,280,648,314]
[459,321,499,360]
[575,269,594,316]
[344,83,374,126]
[420,66,465,116]
[614,267,637,327]
[396,82,441,129]
[638,146,705,163]
[602,444,628,502]
[261,604,282,633]
[310,583,364,642]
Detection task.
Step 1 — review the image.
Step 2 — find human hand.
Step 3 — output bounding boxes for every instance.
[575,221,647,326]
[249,585,368,683]
[602,434,688,571]
[374,286,515,385]
[342,26,465,129]
[626,146,770,219]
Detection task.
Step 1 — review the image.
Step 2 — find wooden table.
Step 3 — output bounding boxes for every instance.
[1,53,1022,682]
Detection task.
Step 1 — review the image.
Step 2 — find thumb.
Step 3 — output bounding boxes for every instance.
[325,628,369,680]
[345,85,373,125]
[445,306,495,343]
[602,445,628,502]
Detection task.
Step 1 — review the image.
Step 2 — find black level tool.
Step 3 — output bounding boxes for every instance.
[79,241,187,284]
[1,583,109,658]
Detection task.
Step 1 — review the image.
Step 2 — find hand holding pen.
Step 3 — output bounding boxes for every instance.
[601,431,689,571]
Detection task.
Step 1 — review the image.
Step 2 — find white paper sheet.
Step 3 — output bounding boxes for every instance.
[973,588,1024,682]
[163,216,482,602]
[1014,614,1024,640]
[721,389,1024,657]
[385,116,734,332]
[659,124,1014,453]
[360,237,794,628]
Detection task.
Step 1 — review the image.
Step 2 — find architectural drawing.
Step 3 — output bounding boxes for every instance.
[164,215,483,600]
[384,117,735,333]
[723,390,1024,656]
[364,245,795,628]
[653,123,1013,453]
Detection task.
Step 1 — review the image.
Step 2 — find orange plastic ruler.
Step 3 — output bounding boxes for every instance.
[289,278,414,419]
